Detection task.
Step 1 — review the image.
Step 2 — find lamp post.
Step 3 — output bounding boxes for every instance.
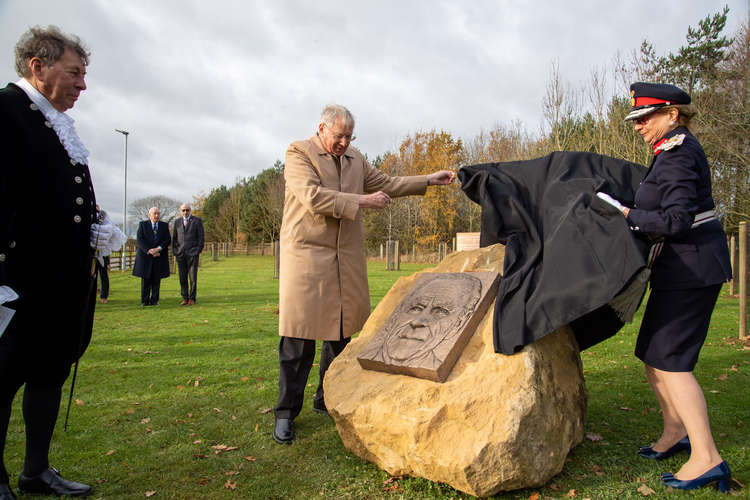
[115,129,129,271]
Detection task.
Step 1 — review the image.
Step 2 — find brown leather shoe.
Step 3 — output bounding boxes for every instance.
[188,299,195,305]
[180,300,189,306]
[100,298,107,304]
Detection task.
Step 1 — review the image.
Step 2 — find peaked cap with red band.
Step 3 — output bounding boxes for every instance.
[624,82,691,121]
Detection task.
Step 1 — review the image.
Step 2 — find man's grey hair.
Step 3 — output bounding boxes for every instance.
[320,104,355,129]
[14,25,89,78]
[149,207,160,214]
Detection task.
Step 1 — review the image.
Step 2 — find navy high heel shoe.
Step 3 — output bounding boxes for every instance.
[638,436,690,460]
[661,461,731,492]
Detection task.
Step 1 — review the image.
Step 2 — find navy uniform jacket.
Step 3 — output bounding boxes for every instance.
[172,216,204,257]
[133,220,171,279]
[0,83,97,371]
[626,127,731,289]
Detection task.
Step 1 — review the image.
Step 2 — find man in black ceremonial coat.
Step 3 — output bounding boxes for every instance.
[0,26,108,498]
[133,207,171,306]
[459,152,651,355]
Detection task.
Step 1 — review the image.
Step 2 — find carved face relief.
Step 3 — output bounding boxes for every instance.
[357,271,500,382]
[379,274,481,366]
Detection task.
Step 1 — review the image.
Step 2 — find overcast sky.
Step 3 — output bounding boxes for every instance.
[1,1,747,227]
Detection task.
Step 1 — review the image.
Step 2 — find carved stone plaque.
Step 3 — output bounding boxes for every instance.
[357,272,500,382]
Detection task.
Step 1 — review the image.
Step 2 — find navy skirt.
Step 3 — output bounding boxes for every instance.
[635,284,722,372]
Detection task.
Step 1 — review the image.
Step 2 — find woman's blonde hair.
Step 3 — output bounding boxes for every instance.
[663,104,697,128]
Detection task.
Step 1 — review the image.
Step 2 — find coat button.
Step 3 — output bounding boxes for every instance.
[0,254,5,262]
[8,241,16,248]
[44,121,52,128]
[70,159,77,165]
[29,103,39,111]
[76,197,84,205]
[73,215,82,223]
[74,176,82,183]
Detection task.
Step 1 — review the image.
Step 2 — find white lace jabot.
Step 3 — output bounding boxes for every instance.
[16,78,89,165]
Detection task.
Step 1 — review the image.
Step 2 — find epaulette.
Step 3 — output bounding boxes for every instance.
[655,134,685,152]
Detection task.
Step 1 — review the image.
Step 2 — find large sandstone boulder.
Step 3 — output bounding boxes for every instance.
[324,244,587,497]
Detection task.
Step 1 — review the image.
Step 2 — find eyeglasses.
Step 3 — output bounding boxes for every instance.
[181,209,190,212]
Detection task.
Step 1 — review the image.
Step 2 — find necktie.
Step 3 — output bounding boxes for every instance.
[183,218,188,228]
[153,224,157,237]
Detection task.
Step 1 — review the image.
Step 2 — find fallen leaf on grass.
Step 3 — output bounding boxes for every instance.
[105,450,115,456]
[213,408,222,412]
[567,489,576,497]
[140,418,151,424]
[240,376,249,382]
[592,464,604,477]
[212,444,239,454]
[194,454,208,459]
[528,493,540,500]
[224,479,237,490]
[145,491,156,497]
[125,408,135,415]
[198,478,210,486]
[177,386,184,390]
[585,432,603,442]
[225,471,240,476]
[193,440,202,444]
[737,420,744,427]
[243,456,256,462]
[637,483,655,495]
[549,483,559,491]
[718,374,728,381]
[619,406,632,411]
[260,407,272,414]
[75,399,84,406]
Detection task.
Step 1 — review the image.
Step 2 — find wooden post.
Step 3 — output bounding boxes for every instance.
[379,243,384,260]
[739,222,747,339]
[274,240,280,279]
[395,240,400,270]
[438,242,447,261]
[729,234,736,296]
[212,242,218,261]
[386,240,400,271]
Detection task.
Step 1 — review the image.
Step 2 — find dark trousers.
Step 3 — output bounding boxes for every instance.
[176,254,199,301]
[96,256,110,299]
[140,270,161,305]
[274,334,350,420]
[0,335,71,484]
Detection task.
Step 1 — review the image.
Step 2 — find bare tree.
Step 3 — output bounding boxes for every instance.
[128,195,182,225]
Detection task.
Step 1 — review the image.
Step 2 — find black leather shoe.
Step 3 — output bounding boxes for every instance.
[312,400,329,415]
[0,483,17,500]
[273,418,295,444]
[638,436,690,460]
[18,467,92,497]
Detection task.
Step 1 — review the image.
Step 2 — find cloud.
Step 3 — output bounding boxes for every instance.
[1,0,746,224]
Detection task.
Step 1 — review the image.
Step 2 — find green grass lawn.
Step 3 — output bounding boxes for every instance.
[4,255,748,499]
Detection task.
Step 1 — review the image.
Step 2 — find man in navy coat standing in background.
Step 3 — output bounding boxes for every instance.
[133,207,171,306]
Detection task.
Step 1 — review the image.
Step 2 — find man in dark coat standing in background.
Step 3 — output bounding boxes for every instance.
[133,207,171,306]
[172,203,204,305]
[0,26,110,499]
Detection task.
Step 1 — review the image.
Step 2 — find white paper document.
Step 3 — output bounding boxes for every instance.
[0,285,18,304]
[0,305,14,338]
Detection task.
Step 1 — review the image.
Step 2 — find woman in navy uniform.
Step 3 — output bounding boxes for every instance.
[599,82,732,491]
